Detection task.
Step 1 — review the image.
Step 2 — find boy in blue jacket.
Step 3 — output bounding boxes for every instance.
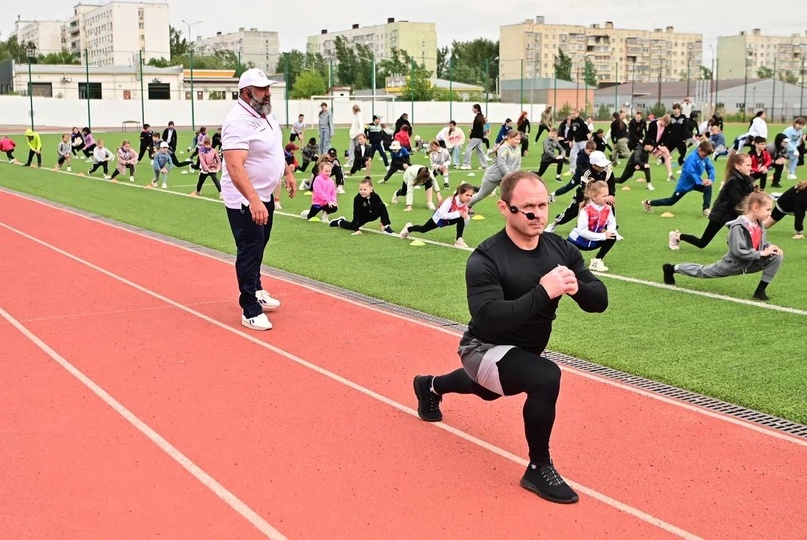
[643,140,714,216]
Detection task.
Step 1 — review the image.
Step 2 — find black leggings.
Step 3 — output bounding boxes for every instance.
[751,171,768,191]
[137,143,151,162]
[89,161,109,174]
[407,217,465,240]
[196,172,221,193]
[25,150,41,166]
[573,238,616,260]
[306,204,337,219]
[396,178,435,198]
[520,133,529,155]
[678,219,725,249]
[537,158,564,178]
[4,150,14,160]
[534,125,550,142]
[383,161,408,182]
[82,144,96,158]
[110,164,135,179]
[170,152,193,168]
[616,163,652,184]
[339,208,392,231]
[432,348,561,464]
[771,163,784,186]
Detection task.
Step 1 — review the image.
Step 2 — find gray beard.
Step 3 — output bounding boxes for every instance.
[248,96,272,116]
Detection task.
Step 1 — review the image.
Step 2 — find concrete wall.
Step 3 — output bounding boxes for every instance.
[0,95,546,130]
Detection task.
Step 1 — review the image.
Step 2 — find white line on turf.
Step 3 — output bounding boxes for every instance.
[1,222,703,539]
[1,162,805,317]
[0,306,287,540]
[3,189,807,448]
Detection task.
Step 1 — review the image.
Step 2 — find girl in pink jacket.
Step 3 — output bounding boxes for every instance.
[0,135,16,162]
[190,137,221,198]
[300,158,338,223]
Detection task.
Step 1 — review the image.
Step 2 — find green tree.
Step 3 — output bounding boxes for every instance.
[291,70,327,99]
[595,103,611,121]
[555,49,572,81]
[756,66,773,78]
[406,71,437,101]
[780,70,798,84]
[147,57,171,68]
[699,65,712,80]
[650,102,667,117]
[556,102,572,119]
[436,46,449,79]
[584,58,598,87]
[0,35,35,63]
[333,36,358,87]
[448,38,498,92]
[170,26,188,59]
[38,50,80,65]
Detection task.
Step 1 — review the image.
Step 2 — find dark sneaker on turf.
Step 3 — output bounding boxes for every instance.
[520,461,579,504]
[662,263,676,285]
[413,375,442,422]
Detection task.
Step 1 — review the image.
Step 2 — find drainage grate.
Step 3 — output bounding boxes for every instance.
[15,190,807,442]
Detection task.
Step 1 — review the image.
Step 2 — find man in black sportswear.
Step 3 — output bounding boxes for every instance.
[413,171,608,504]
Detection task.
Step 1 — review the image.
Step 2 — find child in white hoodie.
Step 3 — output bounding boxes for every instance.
[88,139,114,179]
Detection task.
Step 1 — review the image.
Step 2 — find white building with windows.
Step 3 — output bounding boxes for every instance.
[66,1,170,67]
[14,19,68,56]
[193,28,280,73]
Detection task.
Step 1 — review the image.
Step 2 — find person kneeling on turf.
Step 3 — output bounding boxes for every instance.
[329,177,394,235]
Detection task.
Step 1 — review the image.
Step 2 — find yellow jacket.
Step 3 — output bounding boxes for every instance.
[25,128,41,151]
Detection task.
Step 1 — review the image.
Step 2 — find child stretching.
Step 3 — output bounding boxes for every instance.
[300,159,338,223]
[615,143,654,190]
[748,136,772,190]
[299,137,319,172]
[762,180,807,239]
[0,135,16,162]
[110,140,136,182]
[151,141,172,189]
[567,180,618,272]
[536,128,565,182]
[88,139,113,178]
[400,182,474,248]
[391,164,442,211]
[190,137,221,198]
[664,192,783,301]
[329,177,395,235]
[643,140,714,215]
[546,150,614,233]
[23,128,42,167]
[56,133,72,172]
[428,139,451,189]
[670,152,755,250]
[380,140,411,183]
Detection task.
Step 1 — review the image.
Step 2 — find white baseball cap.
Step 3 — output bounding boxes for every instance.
[589,151,610,168]
[238,68,274,90]
[159,141,169,148]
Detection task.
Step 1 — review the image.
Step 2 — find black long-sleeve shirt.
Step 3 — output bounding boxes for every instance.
[610,119,628,141]
[776,186,807,232]
[628,118,646,142]
[463,229,608,354]
[351,191,386,223]
[470,113,486,139]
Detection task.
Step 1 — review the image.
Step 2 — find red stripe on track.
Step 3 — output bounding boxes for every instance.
[1,191,806,538]
[0,323,266,539]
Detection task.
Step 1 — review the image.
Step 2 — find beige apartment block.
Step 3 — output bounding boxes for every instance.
[14,19,68,55]
[193,28,280,73]
[717,30,807,81]
[67,1,170,67]
[500,17,702,85]
[306,17,437,75]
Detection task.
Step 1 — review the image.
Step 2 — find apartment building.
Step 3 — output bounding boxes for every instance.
[14,19,68,55]
[67,1,170,67]
[500,17,703,85]
[306,18,437,75]
[193,28,280,73]
[717,30,807,82]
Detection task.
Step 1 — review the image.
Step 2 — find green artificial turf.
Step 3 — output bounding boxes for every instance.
[1,122,806,424]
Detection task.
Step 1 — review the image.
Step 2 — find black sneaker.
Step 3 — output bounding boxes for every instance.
[520,461,579,504]
[329,218,343,228]
[662,263,676,285]
[753,290,770,301]
[413,375,442,422]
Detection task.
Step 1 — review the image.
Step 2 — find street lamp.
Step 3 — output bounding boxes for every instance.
[182,19,202,132]
[742,48,753,121]
[356,51,376,117]
[26,47,36,130]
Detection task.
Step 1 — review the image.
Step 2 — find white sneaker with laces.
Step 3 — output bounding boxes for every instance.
[336,186,346,194]
[161,183,168,189]
[427,202,436,210]
[668,230,680,250]
[548,193,556,203]
[391,194,399,204]
[256,289,281,311]
[129,176,135,182]
[545,222,557,233]
[454,238,468,248]
[241,312,272,331]
[67,166,72,172]
[103,175,111,180]
[181,170,189,175]
[321,212,330,224]
[589,258,609,272]
[400,222,413,239]
[300,210,309,219]
[787,174,797,180]
[646,183,655,191]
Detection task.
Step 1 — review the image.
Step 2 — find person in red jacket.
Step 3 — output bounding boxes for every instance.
[394,125,412,152]
[748,136,773,191]
[0,135,16,162]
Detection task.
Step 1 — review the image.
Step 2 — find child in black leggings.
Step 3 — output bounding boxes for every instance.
[400,183,473,248]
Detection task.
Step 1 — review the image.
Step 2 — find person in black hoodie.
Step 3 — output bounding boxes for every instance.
[668,152,755,250]
[767,133,789,188]
[763,180,807,239]
[162,121,178,152]
[460,104,488,169]
[667,103,689,166]
[615,143,654,190]
[628,111,646,151]
[329,177,394,234]
[137,124,154,162]
[711,112,724,132]
[609,111,629,162]
[394,113,412,136]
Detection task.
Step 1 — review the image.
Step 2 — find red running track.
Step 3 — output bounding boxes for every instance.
[0,190,805,539]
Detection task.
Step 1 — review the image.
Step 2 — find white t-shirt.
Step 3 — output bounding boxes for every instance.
[220,99,284,209]
[292,120,305,135]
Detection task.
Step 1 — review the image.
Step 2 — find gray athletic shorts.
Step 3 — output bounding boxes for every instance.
[458,337,515,396]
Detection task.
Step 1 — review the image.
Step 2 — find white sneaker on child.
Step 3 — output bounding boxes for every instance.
[589,258,609,272]
[336,186,346,194]
[400,222,413,239]
[241,313,272,331]
[454,238,468,248]
[427,202,436,210]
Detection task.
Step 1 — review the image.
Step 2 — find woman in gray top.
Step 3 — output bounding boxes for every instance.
[317,102,334,154]
[468,129,522,209]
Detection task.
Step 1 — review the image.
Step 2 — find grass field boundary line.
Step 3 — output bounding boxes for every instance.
[2,162,805,318]
[0,223,703,540]
[3,191,807,447]
[0,306,287,540]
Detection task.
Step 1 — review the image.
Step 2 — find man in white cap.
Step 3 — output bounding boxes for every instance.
[221,68,297,331]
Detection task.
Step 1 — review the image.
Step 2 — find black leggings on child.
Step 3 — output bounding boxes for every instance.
[196,172,221,192]
[110,164,135,179]
[306,204,338,220]
[4,150,14,160]
[25,150,42,167]
[536,159,564,178]
[89,161,109,175]
[616,164,652,184]
[679,219,725,249]
[432,349,561,464]
[338,207,392,231]
[574,238,616,260]
[407,217,465,240]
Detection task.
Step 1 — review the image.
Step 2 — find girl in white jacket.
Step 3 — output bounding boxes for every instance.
[567,180,618,273]
[347,104,366,166]
[400,183,474,248]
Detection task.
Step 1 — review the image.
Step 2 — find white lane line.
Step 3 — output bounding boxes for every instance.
[0,305,286,540]
[1,221,702,540]
[2,163,804,317]
[2,189,806,447]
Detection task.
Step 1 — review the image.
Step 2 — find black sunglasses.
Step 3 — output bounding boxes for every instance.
[508,205,539,221]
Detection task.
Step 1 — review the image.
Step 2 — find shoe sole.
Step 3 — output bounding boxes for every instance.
[241,319,271,331]
[520,478,579,504]
[259,304,279,312]
[413,376,442,422]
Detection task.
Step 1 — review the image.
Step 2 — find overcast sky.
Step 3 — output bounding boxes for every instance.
[3,0,804,64]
